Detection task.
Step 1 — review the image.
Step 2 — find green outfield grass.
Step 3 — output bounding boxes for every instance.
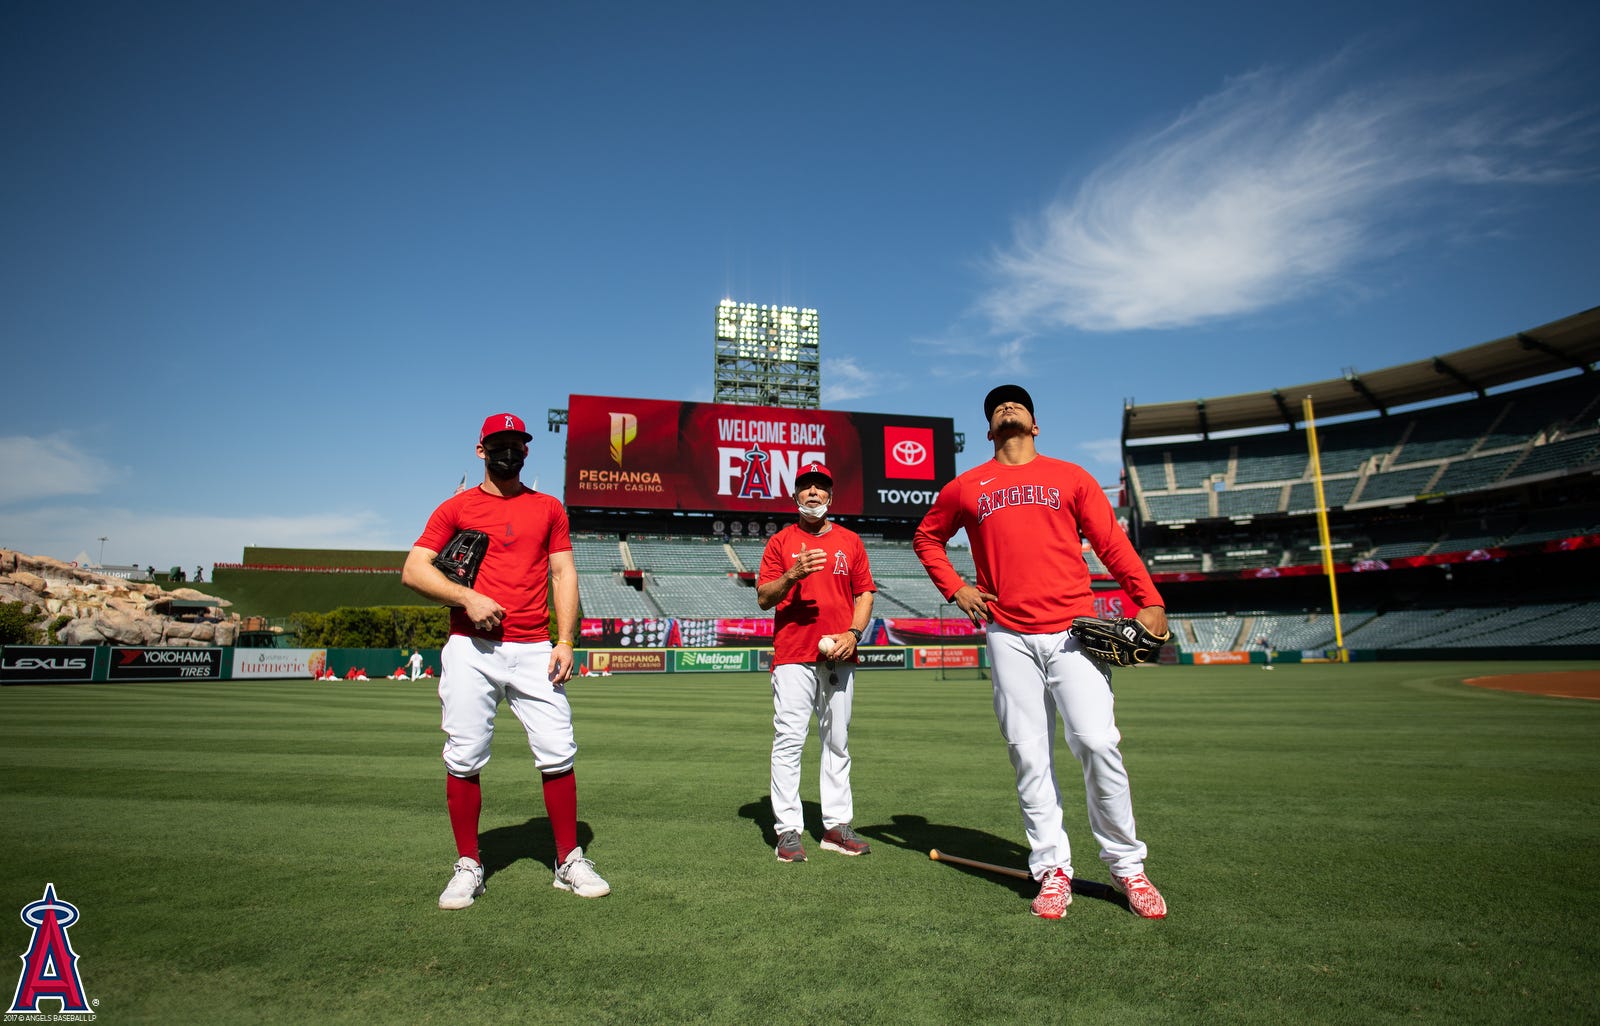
[3,663,1598,1025]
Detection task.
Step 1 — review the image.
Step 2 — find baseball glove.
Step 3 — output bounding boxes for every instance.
[432,529,489,588]
[1069,616,1170,667]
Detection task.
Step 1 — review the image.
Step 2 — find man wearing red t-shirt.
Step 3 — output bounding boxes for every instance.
[914,385,1170,920]
[403,412,610,909]
[757,462,876,863]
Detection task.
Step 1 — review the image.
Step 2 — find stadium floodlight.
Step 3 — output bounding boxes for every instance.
[713,299,821,408]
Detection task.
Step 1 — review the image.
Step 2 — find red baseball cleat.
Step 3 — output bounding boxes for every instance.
[1030,867,1072,919]
[1112,872,1168,919]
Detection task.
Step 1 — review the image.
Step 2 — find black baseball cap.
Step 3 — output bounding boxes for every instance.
[984,384,1034,421]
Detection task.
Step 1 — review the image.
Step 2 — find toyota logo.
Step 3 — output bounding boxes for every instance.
[892,440,927,465]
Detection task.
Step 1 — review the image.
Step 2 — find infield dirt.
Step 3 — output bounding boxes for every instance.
[1464,669,1600,700]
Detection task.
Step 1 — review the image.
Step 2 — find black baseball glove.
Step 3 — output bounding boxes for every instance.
[1069,616,1170,667]
[432,529,489,588]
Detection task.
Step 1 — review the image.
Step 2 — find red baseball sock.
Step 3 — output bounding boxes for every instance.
[542,769,578,864]
[445,773,482,863]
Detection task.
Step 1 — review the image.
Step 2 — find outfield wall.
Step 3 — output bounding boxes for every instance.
[7,642,1591,683]
[0,644,991,683]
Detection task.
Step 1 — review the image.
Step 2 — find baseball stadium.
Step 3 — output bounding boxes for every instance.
[3,303,1597,1024]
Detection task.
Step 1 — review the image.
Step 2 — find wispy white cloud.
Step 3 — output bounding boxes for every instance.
[0,436,116,504]
[915,333,1033,381]
[983,54,1598,333]
[822,356,879,403]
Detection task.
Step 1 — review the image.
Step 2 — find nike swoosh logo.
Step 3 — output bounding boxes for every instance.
[980,477,997,486]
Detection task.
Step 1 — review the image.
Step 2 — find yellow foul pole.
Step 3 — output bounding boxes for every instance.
[1301,397,1348,662]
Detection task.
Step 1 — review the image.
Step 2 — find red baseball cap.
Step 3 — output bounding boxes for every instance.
[796,461,833,486]
[479,413,532,443]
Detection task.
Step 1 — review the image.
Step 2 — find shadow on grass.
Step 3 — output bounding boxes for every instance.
[855,813,1120,907]
[477,817,596,882]
[736,796,831,851]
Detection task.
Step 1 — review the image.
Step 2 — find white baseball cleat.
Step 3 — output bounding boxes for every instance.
[438,856,485,909]
[553,846,611,898]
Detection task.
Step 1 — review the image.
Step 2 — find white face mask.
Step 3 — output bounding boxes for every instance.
[798,501,829,521]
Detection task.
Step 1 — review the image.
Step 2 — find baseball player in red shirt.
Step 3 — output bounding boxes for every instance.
[757,462,876,862]
[914,385,1170,919]
[403,413,610,909]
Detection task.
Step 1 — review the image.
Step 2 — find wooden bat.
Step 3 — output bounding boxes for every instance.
[928,848,1032,880]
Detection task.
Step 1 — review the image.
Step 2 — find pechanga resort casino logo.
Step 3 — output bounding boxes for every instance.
[609,412,637,467]
[576,410,663,498]
[8,884,94,1018]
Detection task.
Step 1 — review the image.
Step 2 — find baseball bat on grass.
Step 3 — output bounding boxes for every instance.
[928,848,1032,880]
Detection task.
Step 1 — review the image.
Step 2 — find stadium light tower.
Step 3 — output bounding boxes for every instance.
[713,299,820,408]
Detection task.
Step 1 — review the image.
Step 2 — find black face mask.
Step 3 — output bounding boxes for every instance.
[485,446,525,478]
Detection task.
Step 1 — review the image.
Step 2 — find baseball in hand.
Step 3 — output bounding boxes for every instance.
[818,636,836,657]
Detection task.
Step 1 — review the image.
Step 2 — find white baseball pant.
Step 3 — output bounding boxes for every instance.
[770,660,855,836]
[985,623,1148,881]
[439,634,577,777]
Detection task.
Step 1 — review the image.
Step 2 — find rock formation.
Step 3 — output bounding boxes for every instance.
[0,549,239,647]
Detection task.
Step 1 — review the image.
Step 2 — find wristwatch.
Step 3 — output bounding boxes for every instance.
[847,628,862,641]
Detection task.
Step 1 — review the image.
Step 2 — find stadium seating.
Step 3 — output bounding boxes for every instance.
[1144,493,1213,522]
[1178,614,1243,651]
[626,536,739,575]
[571,534,626,573]
[1215,486,1285,517]
[645,574,755,616]
[1355,466,1442,503]
[1285,477,1359,514]
[1508,434,1600,479]
[1128,375,1600,529]
[1240,611,1377,651]
[1430,452,1519,494]
[1169,442,1231,489]
[728,540,767,573]
[578,574,658,617]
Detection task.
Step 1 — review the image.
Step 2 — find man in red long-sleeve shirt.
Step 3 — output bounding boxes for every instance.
[914,385,1170,920]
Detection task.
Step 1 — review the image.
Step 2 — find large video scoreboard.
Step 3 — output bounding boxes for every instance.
[563,394,956,519]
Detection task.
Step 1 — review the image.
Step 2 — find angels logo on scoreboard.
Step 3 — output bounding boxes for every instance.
[735,443,775,500]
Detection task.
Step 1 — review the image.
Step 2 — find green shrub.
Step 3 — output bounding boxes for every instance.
[0,601,41,645]
[290,606,449,648]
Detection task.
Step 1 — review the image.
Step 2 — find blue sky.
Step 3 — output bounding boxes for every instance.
[3,1,1597,573]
